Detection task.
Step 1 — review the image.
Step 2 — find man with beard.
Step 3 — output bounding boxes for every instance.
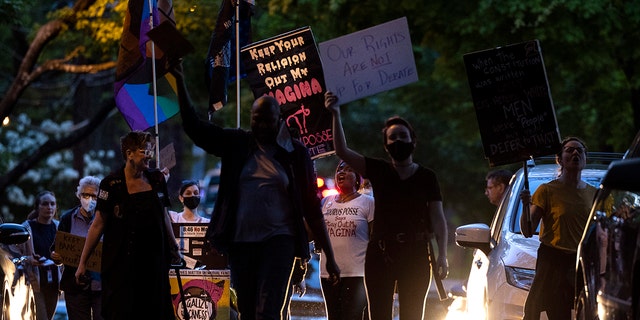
[520,137,595,319]
[324,91,449,320]
[171,66,340,320]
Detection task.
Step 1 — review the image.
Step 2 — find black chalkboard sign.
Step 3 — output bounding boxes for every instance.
[464,40,561,166]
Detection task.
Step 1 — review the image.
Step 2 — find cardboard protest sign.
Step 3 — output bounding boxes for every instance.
[241,27,333,159]
[463,40,561,166]
[55,231,102,272]
[169,269,231,320]
[160,142,176,170]
[318,17,418,105]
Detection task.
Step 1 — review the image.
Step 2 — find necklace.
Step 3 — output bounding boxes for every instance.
[337,191,359,203]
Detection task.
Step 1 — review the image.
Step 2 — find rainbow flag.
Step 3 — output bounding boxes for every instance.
[114,0,178,131]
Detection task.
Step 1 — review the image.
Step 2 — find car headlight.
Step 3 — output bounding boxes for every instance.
[505,266,535,291]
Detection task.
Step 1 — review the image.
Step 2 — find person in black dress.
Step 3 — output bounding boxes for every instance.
[75,131,180,319]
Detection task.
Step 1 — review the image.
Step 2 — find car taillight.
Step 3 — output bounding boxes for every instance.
[505,266,535,291]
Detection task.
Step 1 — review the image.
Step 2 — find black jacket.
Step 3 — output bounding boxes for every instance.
[181,101,321,260]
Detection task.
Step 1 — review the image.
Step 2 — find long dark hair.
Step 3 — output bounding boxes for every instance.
[556,136,587,177]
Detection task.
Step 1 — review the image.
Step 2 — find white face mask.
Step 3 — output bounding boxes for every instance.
[81,197,96,213]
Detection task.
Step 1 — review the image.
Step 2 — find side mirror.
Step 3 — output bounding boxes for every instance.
[0,223,30,245]
[455,223,491,255]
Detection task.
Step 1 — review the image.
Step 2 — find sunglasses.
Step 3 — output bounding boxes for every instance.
[138,149,155,157]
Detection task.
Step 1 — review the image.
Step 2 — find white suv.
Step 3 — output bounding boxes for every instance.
[454,155,618,319]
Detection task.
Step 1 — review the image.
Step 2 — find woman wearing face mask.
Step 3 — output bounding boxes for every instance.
[325,91,448,320]
[51,176,103,320]
[169,180,210,223]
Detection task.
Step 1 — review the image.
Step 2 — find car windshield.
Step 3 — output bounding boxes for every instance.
[511,176,603,234]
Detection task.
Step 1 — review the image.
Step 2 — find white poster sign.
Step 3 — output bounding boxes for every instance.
[319,17,418,104]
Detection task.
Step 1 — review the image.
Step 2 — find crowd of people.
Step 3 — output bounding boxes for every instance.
[7,59,598,320]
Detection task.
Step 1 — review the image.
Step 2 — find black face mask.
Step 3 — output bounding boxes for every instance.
[386,141,415,161]
[183,196,201,210]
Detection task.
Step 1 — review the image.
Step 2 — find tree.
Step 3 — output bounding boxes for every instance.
[0,0,124,220]
[2,0,640,239]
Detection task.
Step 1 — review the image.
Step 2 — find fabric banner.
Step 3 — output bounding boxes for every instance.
[169,269,231,320]
[205,0,254,112]
[241,27,334,159]
[114,0,179,131]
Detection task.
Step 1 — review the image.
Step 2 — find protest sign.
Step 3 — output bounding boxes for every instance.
[172,223,227,269]
[54,231,102,272]
[318,17,418,104]
[241,27,333,159]
[160,142,176,170]
[463,40,561,166]
[169,269,231,320]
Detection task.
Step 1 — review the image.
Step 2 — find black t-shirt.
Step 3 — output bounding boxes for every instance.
[28,220,57,259]
[364,157,442,240]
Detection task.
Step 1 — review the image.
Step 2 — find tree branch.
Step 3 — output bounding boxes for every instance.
[0,98,115,194]
[0,0,101,120]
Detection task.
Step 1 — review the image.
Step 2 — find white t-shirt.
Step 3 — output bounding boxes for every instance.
[169,211,210,223]
[320,193,374,278]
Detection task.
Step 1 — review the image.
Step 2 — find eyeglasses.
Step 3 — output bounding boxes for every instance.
[81,193,98,200]
[138,149,155,157]
[563,146,585,154]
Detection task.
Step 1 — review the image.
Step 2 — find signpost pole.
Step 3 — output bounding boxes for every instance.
[523,160,531,225]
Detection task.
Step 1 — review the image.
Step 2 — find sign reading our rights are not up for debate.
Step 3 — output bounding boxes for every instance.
[319,17,418,105]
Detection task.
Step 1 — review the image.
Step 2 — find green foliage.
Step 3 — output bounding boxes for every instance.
[41,0,126,62]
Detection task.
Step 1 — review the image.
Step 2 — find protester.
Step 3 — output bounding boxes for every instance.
[172,65,340,320]
[51,176,103,320]
[324,91,448,320]
[169,179,210,223]
[12,190,61,320]
[520,137,596,319]
[75,131,180,320]
[485,169,512,206]
[320,160,374,320]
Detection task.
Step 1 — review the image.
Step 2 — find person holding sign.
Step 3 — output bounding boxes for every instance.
[319,160,374,320]
[519,137,596,319]
[324,91,449,320]
[51,176,103,320]
[74,131,181,320]
[171,66,340,320]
